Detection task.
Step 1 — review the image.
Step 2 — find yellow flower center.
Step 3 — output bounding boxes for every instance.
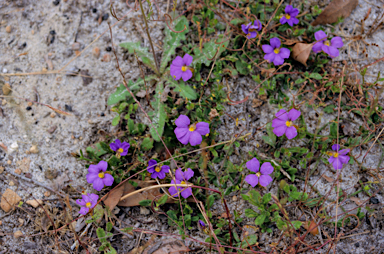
[286,121,293,127]
[285,14,291,19]
[181,181,186,184]
[173,75,176,78]
[181,66,187,72]
[274,48,280,54]
[86,202,92,208]
[117,148,124,153]
[333,152,339,158]
[256,172,261,177]
[189,124,196,132]
[155,166,161,172]
[98,172,105,179]
[324,40,330,46]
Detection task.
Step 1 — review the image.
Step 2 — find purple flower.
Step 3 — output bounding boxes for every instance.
[262,38,290,66]
[272,109,301,139]
[280,5,299,26]
[312,30,343,58]
[76,193,99,215]
[147,159,170,179]
[327,144,350,170]
[199,219,206,228]
[244,158,274,187]
[86,161,114,191]
[170,54,193,82]
[169,168,194,198]
[241,20,262,39]
[174,115,210,146]
[110,139,130,156]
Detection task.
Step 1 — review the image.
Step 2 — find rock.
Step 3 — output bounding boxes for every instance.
[47,125,57,134]
[1,188,22,212]
[9,181,15,186]
[71,42,81,51]
[140,206,150,215]
[44,191,51,197]
[5,25,11,33]
[14,231,23,238]
[0,166,4,174]
[16,157,31,173]
[2,83,11,95]
[92,47,100,58]
[18,218,24,226]
[7,160,11,165]
[9,141,18,154]
[26,199,43,208]
[29,145,38,154]
[14,169,21,175]
[102,53,111,62]
[50,112,56,118]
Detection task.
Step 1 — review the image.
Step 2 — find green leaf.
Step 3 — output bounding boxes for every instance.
[192,34,230,69]
[262,123,276,147]
[241,234,257,248]
[107,79,151,105]
[112,115,120,126]
[206,194,215,210]
[292,220,302,230]
[330,122,338,138]
[160,16,189,73]
[86,142,107,157]
[141,137,154,151]
[157,194,168,206]
[97,227,106,242]
[139,199,152,206]
[148,82,167,141]
[167,210,177,220]
[106,222,113,232]
[254,214,266,225]
[295,78,306,84]
[230,18,244,25]
[244,208,259,218]
[166,77,198,100]
[120,42,157,73]
[262,193,271,204]
[309,73,323,80]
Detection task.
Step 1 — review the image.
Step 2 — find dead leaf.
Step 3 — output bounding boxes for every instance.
[312,0,358,26]
[322,174,335,183]
[209,108,219,119]
[350,197,363,206]
[136,90,147,98]
[16,158,31,173]
[291,43,313,66]
[142,238,190,254]
[252,98,263,108]
[51,173,70,190]
[303,220,319,235]
[1,188,22,212]
[283,39,300,45]
[103,184,125,211]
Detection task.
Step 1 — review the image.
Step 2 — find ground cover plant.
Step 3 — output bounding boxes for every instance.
[1,0,384,253]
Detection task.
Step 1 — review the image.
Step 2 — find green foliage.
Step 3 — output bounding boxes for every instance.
[120,42,157,73]
[148,82,167,141]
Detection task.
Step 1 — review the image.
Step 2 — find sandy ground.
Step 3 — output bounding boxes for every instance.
[0,0,384,253]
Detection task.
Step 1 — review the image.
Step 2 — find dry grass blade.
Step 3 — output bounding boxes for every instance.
[312,0,358,26]
[291,43,313,66]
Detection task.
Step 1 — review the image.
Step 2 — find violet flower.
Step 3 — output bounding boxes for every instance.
[169,168,194,198]
[86,161,114,191]
[241,20,262,39]
[147,159,169,179]
[76,193,99,215]
[280,5,299,26]
[312,30,343,58]
[272,109,301,139]
[174,115,210,146]
[199,220,206,228]
[262,38,290,66]
[110,139,130,157]
[170,54,193,82]
[245,158,274,187]
[327,144,350,170]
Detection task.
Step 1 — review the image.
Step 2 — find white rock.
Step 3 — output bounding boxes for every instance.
[8,142,18,154]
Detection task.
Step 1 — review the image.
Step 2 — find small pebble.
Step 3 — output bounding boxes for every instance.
[31,30,34,35]
[24,173,32,179]
[0,221,2,226]
[103,53,111,62]
[7,160,11,165]
[14,169,21,175]
[72,42,81,51]
[102,13,109,20]
[50,112,56,118]
[5,25,12,33]
[2,83,11,95]
[25,150,30,154]
[2,68,7,73]
[26,106,32,111]
[14,231,23,238]
[64,104,72,111]
[370,197,379,204]
[18,218,24,225]
[47,125,57,134]
[106,46,112,52]
[30,145,39,154]
[92,8,97,13]
[44,191,51,197]
[101,112,105,116]
[2,99,6,106]
[0,167,3,174]
[92,47,100,58]
[27,102,32,106]
[52,0,60,6]
[26,199,43,208]
[9,181,15,186]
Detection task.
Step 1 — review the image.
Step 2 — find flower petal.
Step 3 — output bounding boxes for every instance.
[86,172,99,184]
[102,173,114,187]
[181,187,192,199]
[280,17,287,24]
[76,199,86,206]
[327,46,340,58]
[189,131,202,146]
[332,144,341,151]
[181,69,193,82]
[183,54,193,66]
[89,194,99,207]
[260,162,274,175]
[246,158,260,173]
[79,207,90,215]
[172,56,184,66]
[241,24,248,34]
[332,158,343,170]
[147,159,157,173]
[312,42,323,53]
[264,52,275,63]
[315,30,327,41]
[92,178,104,191]
[157,171,166,179]
[290,8,299,17]
[273,125,287,137]
[279,48,290,59]
[178,130,191,144]
[110,143,118,151]
[175,115,190,128]
[291,17,299,24]
[287,19,294,27]
[288,108,301,121]
[184,168,194,181]
[285,126,298,139]
[270,37,281,49]
[331,37,343,48]
[259,175,273,187]
[262,44,274,54]
[339,155,350,164]
[339,149,350,155]
[170,64,183,80]
[248,31,257,39]
[175,127,189,139]
[195,122,210,135]
[151,172,160,179]
[285,5,293,13]
[275,109,289,121]
[322,44,331,56]
[114,139,121,145]
[273,54,284,65]
[245,174,259,187]
[161,165,170,173]
[328,156,336,164]
[97,161,108,172]
[175,169,184,181]
[272,119,286,128]
[88,164,100,174]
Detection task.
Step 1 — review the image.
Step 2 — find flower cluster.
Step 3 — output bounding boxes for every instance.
[241,20,262,39]
[245,158,274,187]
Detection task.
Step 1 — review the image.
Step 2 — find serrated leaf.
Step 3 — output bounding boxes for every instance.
[166,77,198,100]
[141,137,154,151]
[148,83,166,141]
[120,42,157,72]
[192,34,230,69]
[160,16,189,73]
[107,79,149,105]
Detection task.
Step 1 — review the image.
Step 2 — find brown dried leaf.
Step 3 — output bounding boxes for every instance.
[322,174,335,183]
[312,0,358,26]
[1,188,22,212]
[103,184,125,211]
[292,43,313,66]
[303,220,319,235]
[142,238,190,254]
[350,197,363,206]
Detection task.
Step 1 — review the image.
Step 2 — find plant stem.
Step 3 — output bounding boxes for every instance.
[139,0,160,75]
